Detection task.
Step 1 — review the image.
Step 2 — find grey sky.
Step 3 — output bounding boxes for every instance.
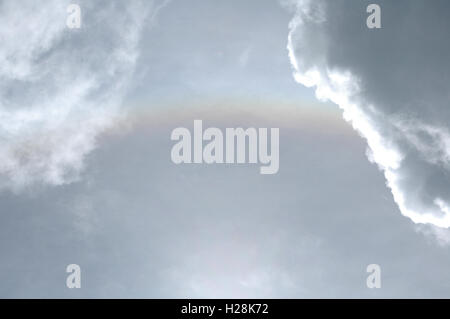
[0,0,449,298]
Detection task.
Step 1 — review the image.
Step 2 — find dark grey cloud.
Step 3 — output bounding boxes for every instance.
[287,0,450,229]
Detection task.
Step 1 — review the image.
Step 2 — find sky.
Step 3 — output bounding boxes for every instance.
[0,0,450,298]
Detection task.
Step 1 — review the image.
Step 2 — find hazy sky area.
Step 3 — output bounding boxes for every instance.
[0,0,450,298]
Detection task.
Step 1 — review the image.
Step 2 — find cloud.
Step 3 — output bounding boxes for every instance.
[238,46,252,67]
[286,0,450,227]
[0,0,160,191]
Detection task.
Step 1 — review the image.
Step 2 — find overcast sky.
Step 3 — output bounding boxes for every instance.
[0,0,450,298]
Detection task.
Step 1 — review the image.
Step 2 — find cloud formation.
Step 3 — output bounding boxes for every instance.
[286,0,450,227]
[0,0,156,190]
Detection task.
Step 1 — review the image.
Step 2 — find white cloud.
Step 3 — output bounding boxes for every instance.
[286,0,450,228]
[0,0,160,191]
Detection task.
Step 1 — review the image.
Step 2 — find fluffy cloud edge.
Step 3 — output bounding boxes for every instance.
[285,0,450,229]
